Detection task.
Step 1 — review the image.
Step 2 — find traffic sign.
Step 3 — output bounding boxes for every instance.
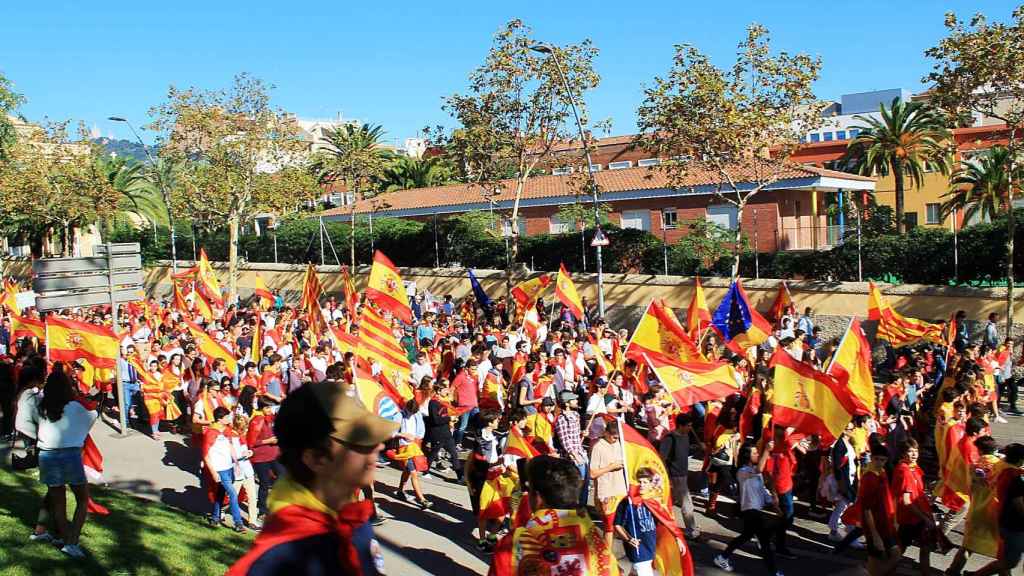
[590,227,609,247]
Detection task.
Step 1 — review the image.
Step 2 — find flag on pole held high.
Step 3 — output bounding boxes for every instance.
[46,317,119,369]
[185,320,238,377]
[253,274,274,310]
[867,281,943,347]
[365,251,412,324]
[356,306,413,399]
[341,265,358,321]
[510,274,551,308]
[627,300,703,366]
[771,349,856,444]
[467,269,493,310]
[711,280,772,353]
[685,277,711,341]
[554,263,584,321]
[643,353,741,407]
[765,281,795,324]
[825,318,874,415]
[299,263,326,335]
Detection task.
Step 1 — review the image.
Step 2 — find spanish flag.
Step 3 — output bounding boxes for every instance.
[253,274,274,310]
[643,354,741,407]
[250,318,262,365]
[356,306,412,398]
[867,281,943,347]
[711,280,772,353]
[686,277,711,341]
[771,350,854,444]
[299,263,326,335]
[47,317,119,369]
[1,279,21,315]
[554,263,584,321]
[10,312,45,341]
[504,425,540,460]
[341,265,358,320]
[627,300,703,366]
[825,319,874,415]
[522,413,553,450]
[479,467,518,521]
[365,251,412,324]
[510,274,551,309]
[197,248,224,307]
[352,361,402,421]
[765,281,795,324]
[620,421,694,576]
[185,320,238,377]
[963,455,1013,557]
[521,303,542,342]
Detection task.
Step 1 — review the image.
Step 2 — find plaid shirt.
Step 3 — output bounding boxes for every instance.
[555,410,587,466]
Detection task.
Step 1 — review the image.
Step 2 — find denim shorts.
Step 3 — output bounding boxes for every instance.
[1002,528,1024,568]
[38,447,87,487]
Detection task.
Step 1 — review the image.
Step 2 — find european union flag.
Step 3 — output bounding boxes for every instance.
[711,280,772,352]
[468,269,493,310]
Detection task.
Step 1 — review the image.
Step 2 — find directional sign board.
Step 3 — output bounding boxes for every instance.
[32,243,144,312]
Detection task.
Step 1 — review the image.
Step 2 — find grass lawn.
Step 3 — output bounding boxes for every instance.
[0,465,254,576]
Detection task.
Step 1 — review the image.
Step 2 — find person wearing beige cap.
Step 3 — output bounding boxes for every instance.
[227,379,398,576]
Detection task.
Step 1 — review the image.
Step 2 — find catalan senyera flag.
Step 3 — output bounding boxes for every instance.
[826,319,874,415]
[299,263,326,336]
[554,263,584,321]
[357,306,412,398]
[504,425,541,460]
[627,300,703,366]
[620,421,694,576]
[643,354,741,407]
[47,317,119,369]
[185,320,238,377]
[711,280,772,353]
[686,277,711,341]
[510,273,552,309]
[365,251,412,324]
[341,265,358,320]
[771,349,854,444]
[196,248,223,307]
[253,274,274,310]
[766,281,795,324]
[10,312,45,341]
[328,326,358,357]
[867,281,943,347]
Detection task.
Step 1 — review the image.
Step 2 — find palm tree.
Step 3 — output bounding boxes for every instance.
[93,154,168,239]
[843,97,951,234]
[310,123,389,268]
[380,155,455,192]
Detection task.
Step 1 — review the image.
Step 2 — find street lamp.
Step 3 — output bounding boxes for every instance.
[108,116,178,275]
[530,42,606,317]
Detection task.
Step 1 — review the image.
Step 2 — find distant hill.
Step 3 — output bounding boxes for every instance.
[91,137,156,162]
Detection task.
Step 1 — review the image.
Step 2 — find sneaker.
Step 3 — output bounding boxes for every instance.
[418,498,434,510]
[850,539,866,550]
[421,472,432,480]
[60,544,86,559]
[208,516,221,528]
[713,554,733,572]
[828,530,843,543]
[234,525,248,534]
[248,520,263,530]
[29,531,54,543]
[395,491,409,503]
[996,415,1009,424]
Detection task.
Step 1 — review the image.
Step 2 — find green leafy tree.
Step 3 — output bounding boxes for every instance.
[926,6,1024,333]
[554,200,612,230]
[437,19,600,300]
[310,123,391,268]
[148,73,317,301]
[0,72,25,161]
[380,155,455,192]
[842,97,951,235]
[636,24,824,279]
[942,146,1019,223]
[93,154,168,238]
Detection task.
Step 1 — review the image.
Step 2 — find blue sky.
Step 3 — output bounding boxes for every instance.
[2,1,1016,146]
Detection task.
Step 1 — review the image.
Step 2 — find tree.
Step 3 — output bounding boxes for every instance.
[309,123,390,269]
[0,121,119,256]
[438,19,600,301]
[380,155,455,192]
[0,72,25,161]
[93,154,167,238]
[842,97,951,235]
[636,24,823,279]
[926,6,1024,335]
[554,200,612,230]
[942,146,1019,224]
[148,73,317,301]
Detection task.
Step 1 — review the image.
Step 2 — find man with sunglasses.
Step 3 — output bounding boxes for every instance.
[227,379,398,575]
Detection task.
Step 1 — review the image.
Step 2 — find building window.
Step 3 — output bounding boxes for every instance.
[552,166,573,176]
[809,133,821,143]
[926,203,942,225]
[502,217,525,237]
[549,215,571,234]
[848,128,860,138]
[345,192,356,205]
[620,210,649,231]
[588,164,602,172]
[836,130,847,140]
[706,204,738,230]
[608,160,632,170]
[662,209,678,229]
[637,158,661,167]
[823,132,834,142]
[904,211,919,228]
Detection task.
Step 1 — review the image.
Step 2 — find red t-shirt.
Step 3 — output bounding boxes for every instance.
[452,370,478,408]
[892,462,930,526]
[247,412,279,464]
[765,440,797,494]
[858,465,896,540]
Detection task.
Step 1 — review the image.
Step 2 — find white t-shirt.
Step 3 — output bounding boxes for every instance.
[230,435,255,480]
[15,388,42,439]
[37,401,98,450]
[206,428,235,473]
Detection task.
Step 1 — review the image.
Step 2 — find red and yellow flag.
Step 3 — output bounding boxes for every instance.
[554,263,584,321]
[479,468,518,521]
[185,320,238,376]
[644,355,741,407]
[253,274,274,310]
[1,279,21,315]
[299,263,326,336]
[765,281,795,324]
[522,302,541,342]
[627,300,703,366]
[510,274,551,309]
[504,425,541,460]
[867,281,943,347]
[328,326,358,357]
[10,312,45,341]
[357,306,412,398]
[771,349,854,444]
[47,317,119,369]
[685,277,711,341]
[250,318,262,365]
[825,319,874,415]
[341,265,358,321]
[964,458,1019,557]
[352,360,402,418]
[196,248,223,307]
[365,251,412,324]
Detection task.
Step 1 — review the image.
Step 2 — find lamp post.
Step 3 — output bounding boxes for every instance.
[108,116,178,275]
[530,43,605,318]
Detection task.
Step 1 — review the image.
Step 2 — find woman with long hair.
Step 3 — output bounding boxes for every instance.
[36,363,99,559]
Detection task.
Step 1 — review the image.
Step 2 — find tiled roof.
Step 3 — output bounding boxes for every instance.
[321,162,873,217]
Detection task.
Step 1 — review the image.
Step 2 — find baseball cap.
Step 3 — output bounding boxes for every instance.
[541,397,556,407]
[303,380,399,447]
[558,390,578,404]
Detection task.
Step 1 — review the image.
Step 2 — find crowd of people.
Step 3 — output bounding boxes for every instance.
[2,269,1024,576]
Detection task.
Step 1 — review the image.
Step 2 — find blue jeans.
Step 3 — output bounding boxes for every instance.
[213,468,243,526]
[776,490,794,551]
[575,462,590,507]
[454,407,479,448]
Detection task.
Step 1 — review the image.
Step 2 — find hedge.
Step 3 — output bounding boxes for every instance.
[109,209,1024,286]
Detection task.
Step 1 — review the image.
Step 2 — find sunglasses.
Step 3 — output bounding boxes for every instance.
[330,436,379,455]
